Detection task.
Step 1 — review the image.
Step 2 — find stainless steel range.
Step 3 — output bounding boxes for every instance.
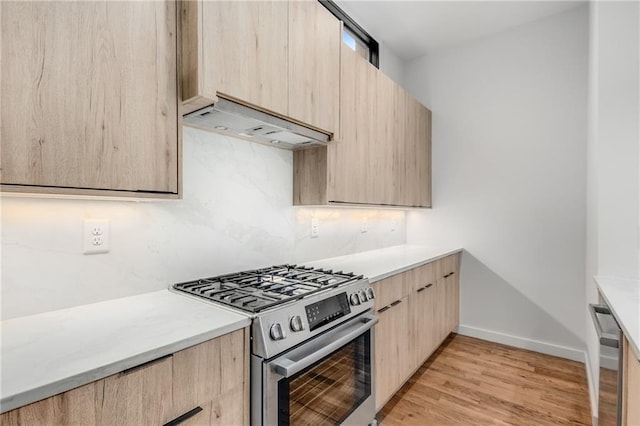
[172,265,378,426]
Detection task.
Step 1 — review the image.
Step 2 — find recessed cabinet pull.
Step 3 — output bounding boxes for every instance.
[378,305,391,313]
[121,354,172,376]
[444,272,455,278]
[425,283,433,289]
[417,287,426,293]
[162,406,203,426]
[390,300,402,307]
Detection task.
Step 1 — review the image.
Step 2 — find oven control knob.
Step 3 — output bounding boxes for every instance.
[358,290,367,303]
[269,323,285,341]
[290,315,304,332]
[350,293,361,306]
[366,287,375,300]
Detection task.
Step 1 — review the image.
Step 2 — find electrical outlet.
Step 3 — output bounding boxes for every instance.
[84,219,110,254]
[361,218,368,233]
[391,220,397,232]
[311,218,319,238]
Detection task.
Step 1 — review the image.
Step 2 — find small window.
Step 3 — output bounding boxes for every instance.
[319,0,379,68]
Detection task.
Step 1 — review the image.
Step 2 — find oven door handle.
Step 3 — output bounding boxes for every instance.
[271,314,378,378]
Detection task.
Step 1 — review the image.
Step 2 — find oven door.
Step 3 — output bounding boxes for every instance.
[260,313,377,426]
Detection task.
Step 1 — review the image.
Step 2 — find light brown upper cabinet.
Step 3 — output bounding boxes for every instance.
[288,0,340,134]
[294,44,432,207]
[1,1,181,198]
[180,1,288,116]
[181,0,340,136]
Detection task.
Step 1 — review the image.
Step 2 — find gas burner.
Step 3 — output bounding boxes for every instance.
[173,264,363,313]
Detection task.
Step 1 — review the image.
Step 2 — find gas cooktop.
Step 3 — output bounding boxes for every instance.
[172,265,363,313]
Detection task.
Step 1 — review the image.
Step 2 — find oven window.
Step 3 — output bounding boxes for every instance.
[278,330,371,425]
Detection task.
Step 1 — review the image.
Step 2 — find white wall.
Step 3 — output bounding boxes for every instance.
[405,6,589,359]
[585,0,640,416]
[379,41,405,87]
[0,127,406,320]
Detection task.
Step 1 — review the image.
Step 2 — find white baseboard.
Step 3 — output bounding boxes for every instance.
[456,324,585,362]
[583,350,598,424]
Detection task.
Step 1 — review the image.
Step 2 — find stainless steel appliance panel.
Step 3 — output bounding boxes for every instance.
[589,303,622,426]
[255,313,377,426]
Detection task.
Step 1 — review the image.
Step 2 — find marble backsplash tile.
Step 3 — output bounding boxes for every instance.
[1,127,406,319]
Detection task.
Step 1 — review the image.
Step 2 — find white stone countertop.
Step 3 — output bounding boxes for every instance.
[1,244,461,414]
[595,276,640,360]
[0,290,250,414]
[303,244,463,283]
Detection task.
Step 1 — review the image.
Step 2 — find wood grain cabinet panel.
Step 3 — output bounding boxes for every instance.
[1,1,180,197]
[172,329,247,426]
[623,336,640,425]
[372,255,460,414]
[288,0,340,135]
[437,254,461,335]
[294,44,431,207]
[0,356,174,426]
[0,382,98,426]
[181,0,288,116]
[407,262,438,369]
[98,356,174,425]
[373,294,411,412]
[0,330,248,426]
[326,44,376,204]
[181,0,339,136]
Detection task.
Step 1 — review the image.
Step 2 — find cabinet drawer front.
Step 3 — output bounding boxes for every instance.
[372,273,409,310]
[436,254,460,280]
[407,261,437,292]
[99,355,174,425]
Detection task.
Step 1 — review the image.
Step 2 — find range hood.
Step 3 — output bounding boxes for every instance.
[183,97,331,149]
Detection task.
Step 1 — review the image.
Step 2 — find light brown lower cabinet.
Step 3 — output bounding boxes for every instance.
[0,329,248,426]
[373,294,411,411]
[372,253,460,412]
[622,336,640,426]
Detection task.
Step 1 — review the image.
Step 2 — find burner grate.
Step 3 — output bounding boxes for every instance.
[173,264,363,313]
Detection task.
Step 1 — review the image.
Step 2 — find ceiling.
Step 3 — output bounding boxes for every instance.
[334,1,586,61]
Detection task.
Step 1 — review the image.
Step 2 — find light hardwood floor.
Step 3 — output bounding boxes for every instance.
[379,334,591,426]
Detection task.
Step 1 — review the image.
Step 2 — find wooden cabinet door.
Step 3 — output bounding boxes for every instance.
[98,356,174,425]
[623,336,640,425]
[401,95,432,207]
[436,254,460,338]
[369,71,398,205]
[327,44,374,204]
[1,1,180,195]
[288,0,340,134]
[172,329,247,426]
[184,1,288,116]
[0,355,174,426]
[374,296,410,411]
[408,262,438,368]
